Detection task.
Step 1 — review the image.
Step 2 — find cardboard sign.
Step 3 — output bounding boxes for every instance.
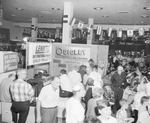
[3,53,18,72]
[27,42,52,65]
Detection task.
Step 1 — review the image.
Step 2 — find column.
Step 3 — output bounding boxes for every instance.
[62,2,74,44]
[87,18,94,44]
[31,18,38,41]
[0,0,3,26]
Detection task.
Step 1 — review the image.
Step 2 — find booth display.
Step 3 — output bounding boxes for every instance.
[26,42,52,78]
[0,51,18,73]
[51,43,109,76]
[26,42,52,66]
[0,51,18,118]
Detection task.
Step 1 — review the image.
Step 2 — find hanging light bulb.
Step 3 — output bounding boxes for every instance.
[23,37,29,42]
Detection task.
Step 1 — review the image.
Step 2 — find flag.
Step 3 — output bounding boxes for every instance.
[63,15,68,23]
[31,25,35,30]
[77,21,84,29]
[99,30,103,40]
[108,28,112,37]
[97,26,102,35]
[87,24,93,32]
[139,27,144,36]
[70,18,76,26]
[118,29,122,37]
[127,29,133,37]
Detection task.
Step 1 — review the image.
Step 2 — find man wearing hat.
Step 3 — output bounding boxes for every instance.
[97,99,117,123]
[111,65,127,113]
[66,83,85,123]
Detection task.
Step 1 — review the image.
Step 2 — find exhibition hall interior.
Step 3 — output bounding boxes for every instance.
[0,0,150,123]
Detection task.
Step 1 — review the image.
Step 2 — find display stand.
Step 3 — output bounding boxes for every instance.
[26,42,52,78]
[0,51,18,118]
[51,43,109,76]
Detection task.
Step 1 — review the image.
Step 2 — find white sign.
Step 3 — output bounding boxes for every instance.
[55,46,90,63]
[27,42,52,65]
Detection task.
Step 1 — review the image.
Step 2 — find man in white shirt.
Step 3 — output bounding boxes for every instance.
[97,99,117,123]
[66,83,85,123]
[36,76,60,123]
[60,69,73,93]
[89,65,103,88]
[68,65,82,88]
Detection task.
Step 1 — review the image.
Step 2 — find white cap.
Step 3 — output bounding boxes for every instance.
[117,66,123,71]
[73,84,81,92]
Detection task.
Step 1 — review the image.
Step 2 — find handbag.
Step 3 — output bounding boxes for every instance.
[59,86,73,98]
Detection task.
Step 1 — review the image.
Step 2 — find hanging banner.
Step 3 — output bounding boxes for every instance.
[55,45,90,64]
[3,52,18,72]
[139,27,144,36]
[97,26,102,35]
[127,29,133,37]
[108,28,112,37]
[87,24,93,32]
[70,18,76,26]
[77,21,84,29]
[27,42,52,65]
[118,29,122,38]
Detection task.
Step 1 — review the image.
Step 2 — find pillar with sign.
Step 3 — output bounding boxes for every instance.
[62,2,74,44]
[87,18,94,44]
[0,0,3,26]
[31,18,38,41]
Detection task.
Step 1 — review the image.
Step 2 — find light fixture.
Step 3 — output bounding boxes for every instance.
[143,7,150,10]
[40,10,53,14]
[140,21,144,24]
[117,11,129,14]
[141,15,149,18]
[102,15,109,18]
[94,7,103,10]
[23,37,29,42]
[51,8,60,11]
[37,15,43,17]
[11,14,16,17]
[16,8,24,11]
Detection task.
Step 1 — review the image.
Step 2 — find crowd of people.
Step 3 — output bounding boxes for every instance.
[0,52,150,123]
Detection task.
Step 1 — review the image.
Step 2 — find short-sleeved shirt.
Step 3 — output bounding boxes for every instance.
[66,97,85,123]
[10,79,34,102]
[138,110,150,123]
[38,84,59,108]
[98,116,117,123]
[68,70,82,88]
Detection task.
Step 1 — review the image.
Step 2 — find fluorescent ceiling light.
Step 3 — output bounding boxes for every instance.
[94,7,103,10]
[102,15,109,18]
[51,8,60,11]
[141,15,149,18]
[117,11,129,14]
[11,14,16,17]
[16,8,24,11]
[143,7,150,10]
[40,10,53,14]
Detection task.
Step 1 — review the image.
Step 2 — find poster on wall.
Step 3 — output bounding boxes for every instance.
[52,45,91,75]
[27,42,52,65]
[55,46,91,65]
[3,52,18,72]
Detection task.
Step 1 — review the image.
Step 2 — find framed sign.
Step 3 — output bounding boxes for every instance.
[27,42,52,65]
[55,45,90,64]
[3,52,18,72]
